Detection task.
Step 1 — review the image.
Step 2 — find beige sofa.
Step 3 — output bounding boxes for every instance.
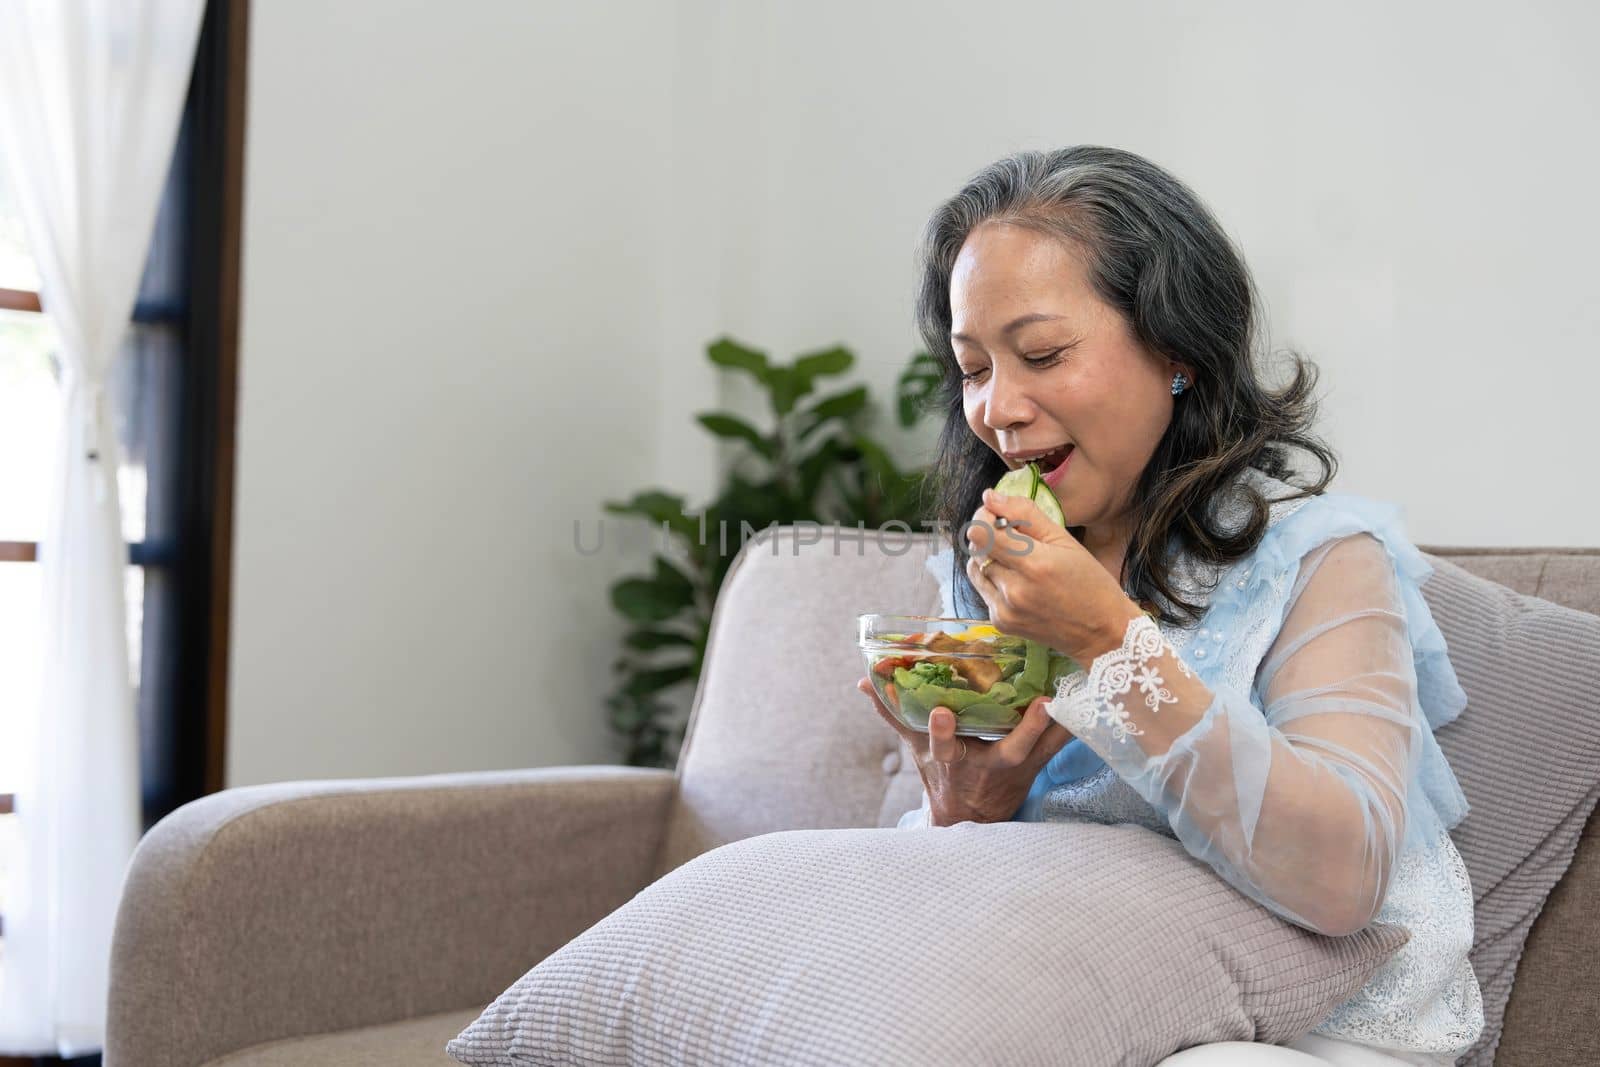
[104,534,1600,1066]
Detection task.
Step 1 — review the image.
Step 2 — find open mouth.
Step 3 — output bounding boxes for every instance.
[1037,443,1074,473]
[1011,444,1075,473]
[1039,444,1074,488]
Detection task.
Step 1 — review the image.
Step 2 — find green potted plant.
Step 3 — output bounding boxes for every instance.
[603,338,939,767]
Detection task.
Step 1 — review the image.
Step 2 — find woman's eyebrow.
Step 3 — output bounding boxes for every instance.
[950,312,1066,344]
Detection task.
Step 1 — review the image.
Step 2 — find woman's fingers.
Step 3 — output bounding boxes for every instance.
[966,552,1002,601]
[1039,719,1075,755]
[965,505,997,548]
[927,706,965,764]
[992,697,1068,767]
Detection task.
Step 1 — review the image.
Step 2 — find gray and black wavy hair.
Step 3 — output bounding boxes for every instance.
[914,145,1337,626]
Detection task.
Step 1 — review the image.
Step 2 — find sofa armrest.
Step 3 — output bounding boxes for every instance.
[106,765,675,1067]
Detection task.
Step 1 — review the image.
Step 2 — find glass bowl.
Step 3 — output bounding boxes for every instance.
[858,614,1082,741]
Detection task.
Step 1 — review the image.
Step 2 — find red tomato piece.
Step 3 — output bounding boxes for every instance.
[872,655,915,678]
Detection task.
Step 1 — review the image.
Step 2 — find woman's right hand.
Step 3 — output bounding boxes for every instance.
[857,677,1074,826]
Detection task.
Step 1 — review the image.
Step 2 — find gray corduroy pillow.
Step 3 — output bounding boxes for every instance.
[448,821,1408,1066]
[1419,556,1600,1067]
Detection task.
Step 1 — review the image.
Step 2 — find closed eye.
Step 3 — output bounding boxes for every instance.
[959,345,1071,383]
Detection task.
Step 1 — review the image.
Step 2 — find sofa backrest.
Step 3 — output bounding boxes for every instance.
[655,526,940,877]
[654,529,1600,1065]
[1420,545,1600,1067]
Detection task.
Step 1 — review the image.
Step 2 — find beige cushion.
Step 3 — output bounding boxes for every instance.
[1419,557,1600,1067]
[203,1007,482,1066]
[448,822,1408,1066]
[643,531,1600,1066]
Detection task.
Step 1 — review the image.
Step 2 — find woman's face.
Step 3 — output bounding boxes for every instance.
[949,221,1190,537]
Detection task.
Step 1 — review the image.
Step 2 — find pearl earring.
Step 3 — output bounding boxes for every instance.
[1171,372,1189,396]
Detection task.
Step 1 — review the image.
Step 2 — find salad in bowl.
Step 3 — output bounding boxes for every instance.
[858,614,1082,740]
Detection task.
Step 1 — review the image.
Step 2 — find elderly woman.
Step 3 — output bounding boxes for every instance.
[857,147,1482,1067]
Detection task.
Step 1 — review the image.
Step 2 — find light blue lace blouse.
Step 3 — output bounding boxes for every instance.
[905,468,1484,1064]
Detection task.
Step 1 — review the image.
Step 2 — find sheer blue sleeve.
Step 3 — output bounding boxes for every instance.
[1045,496,1470,936]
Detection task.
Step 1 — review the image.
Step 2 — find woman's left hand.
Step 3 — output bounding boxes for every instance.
[857,679,1073,825]
[965,488,1145,665]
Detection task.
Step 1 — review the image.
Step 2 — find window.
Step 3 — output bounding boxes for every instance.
[0,150,59,876]
[0,0,245,957]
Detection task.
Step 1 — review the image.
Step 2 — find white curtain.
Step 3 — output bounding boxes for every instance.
[0,0,206,1054]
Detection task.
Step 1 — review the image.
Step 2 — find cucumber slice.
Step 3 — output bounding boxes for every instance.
[1020,638,1049,692]
[991,461,1066,529]
[1032,480,1065,528]
[992,463,1039,502]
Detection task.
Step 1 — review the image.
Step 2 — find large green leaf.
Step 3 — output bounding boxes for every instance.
[707,337,770,381]
[696,412,775,459]
[610,556,697,624]
[791,345,854,384]
[797,386,868,439]
[611,578,690,623]
[624,628,698,651]
[603,490,696,538]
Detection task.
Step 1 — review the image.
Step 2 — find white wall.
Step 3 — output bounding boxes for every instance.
[229,0,1598,785]
[703,0,1600,545]
[229,2,683,785]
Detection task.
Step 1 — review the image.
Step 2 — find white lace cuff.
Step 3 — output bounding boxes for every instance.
[1051,614,1194,745]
